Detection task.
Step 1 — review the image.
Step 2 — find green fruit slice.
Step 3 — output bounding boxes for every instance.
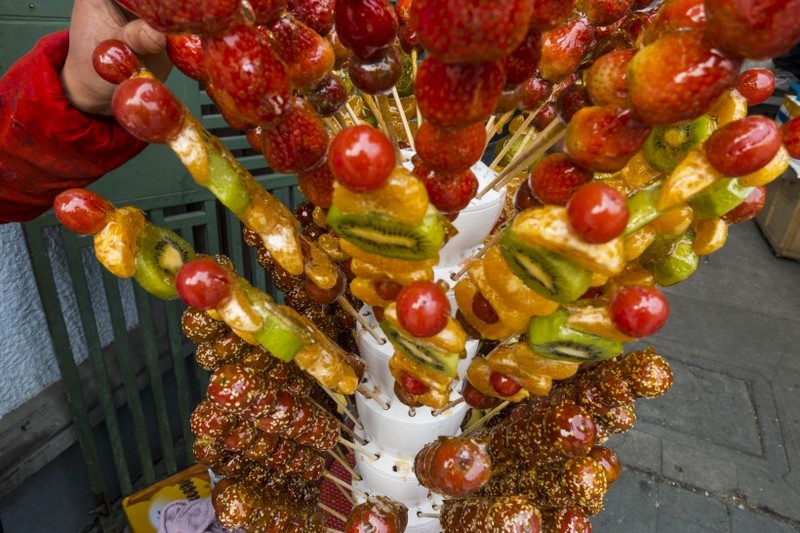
[642,232,699,286]
[327,205,444,261]
[527,309,623,363]
[244,287,306,361]
[207,150,251,214]
[644,115,715,173]
[499,230,592,305]
[623,183,663,237]
[381,320,460,378]
[688,178,755,220]
[133,225,195,299]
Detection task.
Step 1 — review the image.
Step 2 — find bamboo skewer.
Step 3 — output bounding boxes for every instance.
[392,86,416,152]
[345,102,361,125]
[338,296,386,345]
[333,112,348,131]
[491,120,567,192]
[320,502,349,523]
[324,471,370,500]
[377,94,404,161]
[363,94,390,136]
[327,528,345,533]
[338,436,380,462]
[330,478,356,504]
[417,512,441,519]
[483,110,515,151]
[328,447,363,481]
[490,112,536,169]
[461,401,510,435]
[485,115,497,135]
[431,397,464,417]
[411,50,421,125]
[358,384,390,410]
[449,228,505,282]
[325,388,364,431]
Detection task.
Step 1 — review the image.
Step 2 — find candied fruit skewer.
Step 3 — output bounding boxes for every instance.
[414,435,493,498]
[439,496,542,533]
[345,496,409,533]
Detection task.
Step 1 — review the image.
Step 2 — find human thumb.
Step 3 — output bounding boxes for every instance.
[119,18,166,57]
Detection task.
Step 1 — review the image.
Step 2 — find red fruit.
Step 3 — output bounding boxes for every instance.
[576,0,633,26]
[642,0,706,45]
[297,164,335,207]
[589,446,621,485]
[207,364,266,413]
[374,280,403,301]
[190,400,237,439]
[539,19,596,84]
[410,0,532,64]
[705,116,781,177]
[328,27,353,70]
[545,508,592,533]
[266,14,335,90]
[134,0,238,35]
[736,68,776,106]
[414,161,479,214]
[529,0,576,30]
[348,44,404,95]
[398,25,422,53]
[543,403,597,456]
[112,77,184,144]
[329,125,396,191]
[288,0,335,35]
[426,437,492,497]
[557,83,591,122]
[246,127,263,151]
[705,0,800,59]
[723,185,767,223]
[609,285,670,337]
[514,180,543,211]
[462,381,501,409]
[471,291,499,324]
[585,48,636,108]
[782,116,800,159]
[395,0,413,23]
[335,0,398,60]
[565,105,651,172]
[415,122,486,173]
[399,371,431,395]
[567,182,629,243]
[205,82,256,132]
[176,258,232,310]
[395,280,451,337]
[166,34,207,83]
[529,154,594,205]
[521,75,553,111]
[306,74,348,117]
[93,40,140,84]
[203,23,291,126]
[619,10,656,43]
[495,86,523,114]
[249,0,289,24]
[346,498,408,533]
[532,103,558,130]
[627,30,741,126]
[503,29,543,86]
[305,274,345,304]
[490,372,523,396]
[415,58,505,129]
[54,189,113,234]
[261,99,329,174]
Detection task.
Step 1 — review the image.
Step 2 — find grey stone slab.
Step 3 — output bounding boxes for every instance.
[771,370,800,486]
[729,507,800,533]
[661,439,738,493]
[657,482,730,533]
[735,463,800,522]
[594,468,659,533]
[605,429,662,474]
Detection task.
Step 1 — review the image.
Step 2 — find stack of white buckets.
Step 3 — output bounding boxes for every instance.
[352,160,506,532]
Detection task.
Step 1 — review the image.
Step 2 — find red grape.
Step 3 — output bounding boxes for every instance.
[530,153,594,206]
[736,68,775,106]
[609,285,670,338]
[705,116,781,176]
[399,371,430,395]
[462,381,501,409]
[781,116,800,159]
[395,281,451,337]
[93,40,141,85]
[471,292,499,324]
[335,0,398,60]
[490,372,523,396]
[567,182,629,243]
[723,186,767,224]
[328,125,396,192]
[53,189,113,235]
[112,77,184,144]
[176,259,232,310]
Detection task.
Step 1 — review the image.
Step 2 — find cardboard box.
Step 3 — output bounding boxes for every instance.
[122,465,212,533]
[757,173,800,260]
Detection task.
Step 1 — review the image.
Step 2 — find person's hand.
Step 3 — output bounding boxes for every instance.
[61,0,172,115]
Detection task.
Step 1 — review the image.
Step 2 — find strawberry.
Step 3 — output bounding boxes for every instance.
[249,0,289,24]
[415,122,486,173]
[297,162,335,208]
[520,75,553,110]
[335,0,398,60]
[266,15,335,90]
[705,0,800,59]
[166,34,207,83]
[529,154,594,205]
[413,160,478,214]
[288,0,335,35]
[565,105,651,172]
[410,0,532,64]
[529,0,576,30]
[585,48,636,108]
[134,0,238,35]
[260,99,329,174]
[642,0,706,45]
[415,57,505,129]
[502,29,543,86]
[539,18,596,83]
[627,30,740,126]
[576,0,633,26]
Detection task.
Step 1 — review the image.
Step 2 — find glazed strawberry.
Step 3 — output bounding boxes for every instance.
[627,30,741,125]
[208,364,267,413]
[529,154,594,205]
[736,68,776,106]
[203,22,292,126]
[166,34,207,83]
[54,189,113,234]
[92,40,140,85]
[410,0,532,64]
[576,0,633,26]
[557,82,590,122]
[520,76,553,110]
[642,0,706,44]
[529,0,576,30]
[565,105,651,172]
[205,83,256,132]
[705,0,800,59]
[415,122,486,173]
[502,29,543,86]
[289,0,335,34]
[134,0,238,35]
[250,0,289,24]
[348,44,403,94]
[782,116,800,159]
[723,186,767,224]
[297,164,335,208]
[413,160,478,214]
[306,74,348,117]
[585,48,636,108]
[539,18,596,83]
[261,99,329,174]
[335,0,398,60]
[415,58,505,129]
[266,14,335,90]
[112,77,184,144]
[705,116,782,176]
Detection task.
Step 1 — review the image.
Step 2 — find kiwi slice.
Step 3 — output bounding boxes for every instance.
[644,115,715,173]
[134,225,195,299]
[623,183,663,237]
[327,205,444,261]
[641,232,699,286]
[528,309,623,363]
[207,150,251,214]
[499,230,592,305]
[688,178,755,220]
[381,320,460,378]
[243,287,306,361]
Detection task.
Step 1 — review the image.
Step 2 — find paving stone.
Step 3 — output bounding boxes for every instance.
[657,482,730,533]
[606,429,662,474]
[729,507,800,533]
[736,464,800,522]
[661,439,738,493]
[594,469,659,533]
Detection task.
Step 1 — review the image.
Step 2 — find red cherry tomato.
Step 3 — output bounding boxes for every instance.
[609,285,670,338]
[53,189,112,235]
[489,372,523,397]
[395,281,450,337]
[566,182,629,243]
[328,125,396,192]
[176,259,232,310]
[736,68,775,106]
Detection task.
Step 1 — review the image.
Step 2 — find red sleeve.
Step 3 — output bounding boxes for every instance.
[0,30,148,223]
